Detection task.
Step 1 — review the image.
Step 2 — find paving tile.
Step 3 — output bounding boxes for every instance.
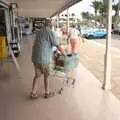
[79,41,120,101]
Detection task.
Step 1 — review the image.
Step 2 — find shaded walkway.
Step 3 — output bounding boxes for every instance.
[0,35,120,120]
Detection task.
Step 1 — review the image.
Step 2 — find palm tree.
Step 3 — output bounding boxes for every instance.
[71,13,76,22]
[98,1,105,17]
[113,3,119,16]
[100,0,119,17]
[81,12,93,21]
[91,0,101,16]
[71,13,75,18]
[81,12,88,20]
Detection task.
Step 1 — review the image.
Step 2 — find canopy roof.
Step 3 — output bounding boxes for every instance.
[4,0,82,17]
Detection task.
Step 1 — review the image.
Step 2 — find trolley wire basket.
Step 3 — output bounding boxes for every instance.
[52,51,79,94]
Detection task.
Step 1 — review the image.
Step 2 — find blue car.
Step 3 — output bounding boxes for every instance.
[83,29,107,39]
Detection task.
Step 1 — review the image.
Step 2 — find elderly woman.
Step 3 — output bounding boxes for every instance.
[31,19,66,99]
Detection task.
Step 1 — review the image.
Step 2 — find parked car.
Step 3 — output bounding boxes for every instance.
[113,23,120,35]
[83,28,107,39]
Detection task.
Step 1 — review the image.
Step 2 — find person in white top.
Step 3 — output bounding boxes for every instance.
[67,23,80,53]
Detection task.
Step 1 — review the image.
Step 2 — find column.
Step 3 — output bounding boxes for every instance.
[56,14,59,29]
[52,18,55,31]
[102,0,112,90]
[67,8,70,34]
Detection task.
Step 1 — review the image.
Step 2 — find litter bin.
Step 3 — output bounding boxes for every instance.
[0,36,8,59]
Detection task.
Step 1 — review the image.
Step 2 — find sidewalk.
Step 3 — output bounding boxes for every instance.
[1,35,120,120]
[78,40,120,100]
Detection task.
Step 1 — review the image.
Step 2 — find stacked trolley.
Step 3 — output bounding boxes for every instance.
[52,51,79,94]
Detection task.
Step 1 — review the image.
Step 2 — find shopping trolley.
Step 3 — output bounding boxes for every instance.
[52,51,79,95]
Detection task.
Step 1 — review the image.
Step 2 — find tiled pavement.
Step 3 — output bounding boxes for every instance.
[78,40,120,100]
[1,35,120,120]
[0,36,120,120]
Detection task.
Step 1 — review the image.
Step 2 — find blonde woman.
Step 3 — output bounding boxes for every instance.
[67,23,80,54]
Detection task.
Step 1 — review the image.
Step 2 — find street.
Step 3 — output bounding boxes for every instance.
[89,34,120,50]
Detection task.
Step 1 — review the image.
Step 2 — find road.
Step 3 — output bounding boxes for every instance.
[88,34,120,50]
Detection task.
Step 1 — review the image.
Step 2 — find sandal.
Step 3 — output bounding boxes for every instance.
[44,92,55,99]
[29,92,40,99]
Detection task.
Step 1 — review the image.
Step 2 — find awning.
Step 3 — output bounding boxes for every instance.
[5,0,82,17]
[0,1,9,8]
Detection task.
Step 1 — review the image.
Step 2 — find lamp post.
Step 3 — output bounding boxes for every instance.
[102,0,112,90]
[67,8,70,34]
[56,14,59,29]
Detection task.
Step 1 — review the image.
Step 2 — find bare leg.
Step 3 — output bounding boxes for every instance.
[32,74,40,94]
[31,65,41,95]
[71,39,77,53]
[44,75,49,94]
[43,65,55,98]
[44,74,55,98]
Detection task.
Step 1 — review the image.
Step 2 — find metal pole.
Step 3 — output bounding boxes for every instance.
[67,8,70,34]
[75,14,77,24]
[56,14,59,28]
[52,18,55,31]
[102,0,112,90]
[118,0,120,16]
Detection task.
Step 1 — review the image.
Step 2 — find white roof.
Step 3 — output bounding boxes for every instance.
[5,0,82,17]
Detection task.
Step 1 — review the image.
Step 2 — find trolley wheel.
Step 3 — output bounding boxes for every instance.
[72,79,76,86]
[14,52,20,58]
[58,88,64,95]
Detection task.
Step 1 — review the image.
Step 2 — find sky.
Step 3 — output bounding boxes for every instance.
[60,0,96,18]
[60,0,119,17]
[69,0,94,16]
